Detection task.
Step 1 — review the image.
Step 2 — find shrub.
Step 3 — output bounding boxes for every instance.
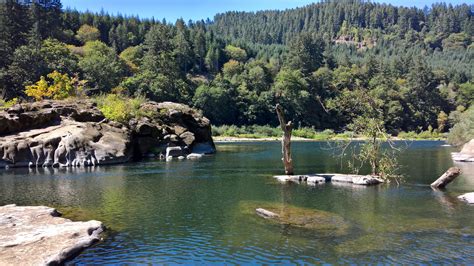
[25,71,85,101]
[94,94,149,123]
[0,98,18,109]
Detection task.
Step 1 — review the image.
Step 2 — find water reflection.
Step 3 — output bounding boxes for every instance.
[0,141,473,264]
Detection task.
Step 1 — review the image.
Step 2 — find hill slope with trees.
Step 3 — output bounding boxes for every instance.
[0,0,472,135]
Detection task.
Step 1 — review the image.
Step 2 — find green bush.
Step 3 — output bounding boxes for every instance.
[212,125,353,140]
[0,98,18,109]
[402,131,415,139]
[94,94,148,123]
[397,130,443,140]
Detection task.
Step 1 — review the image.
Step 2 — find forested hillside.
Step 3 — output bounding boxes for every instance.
[0,0,472,134]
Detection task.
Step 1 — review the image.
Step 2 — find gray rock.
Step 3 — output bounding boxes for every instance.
[458,192,474,204]
[180,131,195,146]
[187,153,203,159]
[0,99,216,168]
[274,175,305,183]
[274,174,326,185]
[0,120,132,168]
[452,139,474,162]
[165,146,185,158]
[307,175,326,185]
[0,204,104,265]
[273,173,383,186]
[352,176,384,185]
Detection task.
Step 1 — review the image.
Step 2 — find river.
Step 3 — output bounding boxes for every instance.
[0,141,473,264]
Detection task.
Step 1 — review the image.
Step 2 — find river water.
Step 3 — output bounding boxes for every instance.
[0,141,473,264]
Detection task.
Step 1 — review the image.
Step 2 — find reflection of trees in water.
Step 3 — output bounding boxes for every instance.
[0,166,128,209]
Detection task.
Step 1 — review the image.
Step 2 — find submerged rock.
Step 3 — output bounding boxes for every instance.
[452,139,474,162]
[0,204,104,265]
[240,201,349,235]
[0,100,216,168]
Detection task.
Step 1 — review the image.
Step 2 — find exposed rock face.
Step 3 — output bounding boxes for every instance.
[0,100,215,168]
[0,204,104,265]
[452,139,474,162]
[0,121,132,168]
[131,101,215,157]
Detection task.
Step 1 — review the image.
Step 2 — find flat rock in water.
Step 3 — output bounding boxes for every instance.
[0,204,104,265]
[274,174,325,184]
[274,173,383,186]
[320,174,383,185]
[458,193,474,204]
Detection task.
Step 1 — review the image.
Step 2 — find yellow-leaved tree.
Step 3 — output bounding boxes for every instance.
[25,71,86,101]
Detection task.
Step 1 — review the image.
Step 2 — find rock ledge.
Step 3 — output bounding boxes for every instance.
[0,204,104,265]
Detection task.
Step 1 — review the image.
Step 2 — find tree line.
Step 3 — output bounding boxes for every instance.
[0,0,472,135]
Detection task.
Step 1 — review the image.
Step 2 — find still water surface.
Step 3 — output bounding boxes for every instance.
[1,141,473,264]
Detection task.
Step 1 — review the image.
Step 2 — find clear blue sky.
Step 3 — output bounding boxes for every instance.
[61,0,471,22]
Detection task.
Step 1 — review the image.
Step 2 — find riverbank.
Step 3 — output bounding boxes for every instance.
[212,125,447,142]
[213,136,447,143]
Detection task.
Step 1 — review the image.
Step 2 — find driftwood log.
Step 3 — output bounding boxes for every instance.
[431,167,462,189]
[276,104,294,175]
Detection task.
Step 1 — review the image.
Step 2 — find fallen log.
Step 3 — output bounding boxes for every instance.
[430,167,462,189]
[256,208,280,219]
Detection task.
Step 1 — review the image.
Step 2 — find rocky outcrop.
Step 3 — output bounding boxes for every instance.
[0,100,215,168]
[452,139,474,162]
[0,204,104,265]
[131,101,215,159]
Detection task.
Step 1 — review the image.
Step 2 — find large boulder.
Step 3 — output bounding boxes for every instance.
[0,204,104,265]
[130,101,215,158]
[0,99,215,168]
[452,139,474,162]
